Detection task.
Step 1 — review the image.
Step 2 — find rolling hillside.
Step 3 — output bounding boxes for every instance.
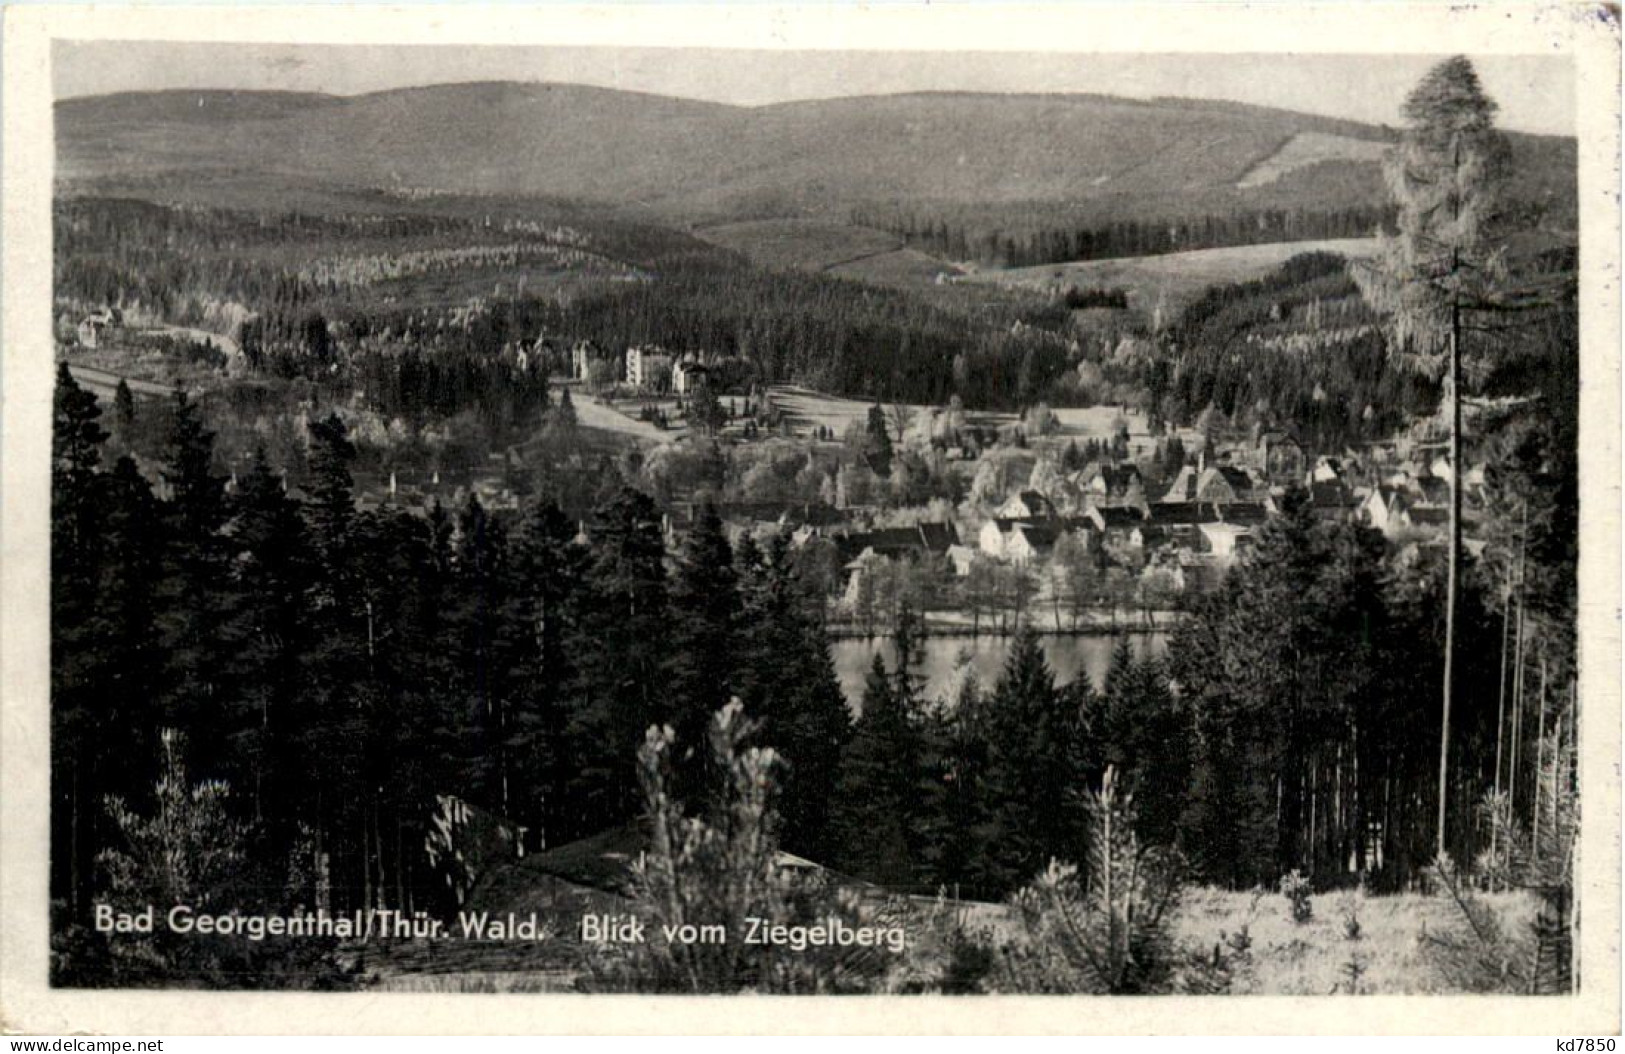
[57,81,1576,229]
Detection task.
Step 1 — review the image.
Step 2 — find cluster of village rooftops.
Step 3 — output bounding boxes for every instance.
[338,418,1476,616]
[812,433,1472,610]
[100,316,1474,614]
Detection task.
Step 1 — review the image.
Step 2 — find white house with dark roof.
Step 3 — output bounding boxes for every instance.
[672,357,709,395]
[1162,463,1257,504]
[77,309,118,349]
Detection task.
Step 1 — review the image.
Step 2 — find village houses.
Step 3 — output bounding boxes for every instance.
[1251,429,1307,483]
[1160,461,1260,505]
[672,356,709,395]
[76,308,120,350]
[995,489,1058,521]
[1076,462,1147,510]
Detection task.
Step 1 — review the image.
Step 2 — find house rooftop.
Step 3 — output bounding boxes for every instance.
[1011,522,1063,549]
[1216,502,1270,526]
[1146,502,1224,527]
[1092,505,1146,529]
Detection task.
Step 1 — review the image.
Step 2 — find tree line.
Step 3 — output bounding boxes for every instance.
[1138,251,1433,449]
[851,203,1394,268]
[52,365,854,932]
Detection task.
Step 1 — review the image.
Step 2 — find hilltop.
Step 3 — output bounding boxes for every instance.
[57,81,1576,229]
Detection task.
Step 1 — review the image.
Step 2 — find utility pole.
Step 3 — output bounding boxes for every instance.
[1438,279,1460,859]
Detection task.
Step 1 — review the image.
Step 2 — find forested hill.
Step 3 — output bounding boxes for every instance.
[56,82,1576,226]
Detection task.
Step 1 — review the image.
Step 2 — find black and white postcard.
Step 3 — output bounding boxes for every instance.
[1,1,1618,1036]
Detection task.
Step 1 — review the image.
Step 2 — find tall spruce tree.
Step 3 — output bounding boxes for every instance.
[290,413,371,909]
[976,623,1082,895]
[303,414,356,571]
[51,366,110,910]
[827,655,924,889]
[664,502,739,805]
[91,455,166,784]
[152,392,234,766]
[348,506,457,910]
[504,498,585,849]
[864,403,894,478]
[1167,495,1443,887]
[112,379,136,454]
[733,532,853,859]
[920,661,991,896]
[1091,644,1190,850]
[1354,55,1512,856]
[448,494,519,814]
[566,486,669,835]
[222,448,312,832]
[52,364,105,562]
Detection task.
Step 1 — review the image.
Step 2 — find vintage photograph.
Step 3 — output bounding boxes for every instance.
[37,28,1590,1000]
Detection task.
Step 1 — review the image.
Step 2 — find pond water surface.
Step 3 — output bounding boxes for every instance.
[828,633,1167,713]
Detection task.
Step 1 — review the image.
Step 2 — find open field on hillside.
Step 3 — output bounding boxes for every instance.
[697,218,902,272]
[66,362,179,400]
[966,237,1381,315]
[1237,131,1392,188]
[567,390,680,444]
[829,247,965,286]
[766,384,1005,438]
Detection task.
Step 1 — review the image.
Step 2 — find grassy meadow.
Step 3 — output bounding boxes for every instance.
[698,218,903,272]
[966,237,1381,316]
[1175,886,1542,996]
[355,884,1544,995]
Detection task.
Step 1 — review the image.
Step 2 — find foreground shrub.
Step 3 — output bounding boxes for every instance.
[991,767,1186,993]
[584,701,902,993]
[1279,869,1314,924]
[55,730,353,989]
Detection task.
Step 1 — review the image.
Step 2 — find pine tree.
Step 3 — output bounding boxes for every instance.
[290,414,370,909]
[548,386,579,445]
[1163,435,1187,475]
[112,378,136,453]
[976,624,1083,895]
[303,414,356,570]
[688,381,727,437]
[448,494,518,814]
[922,662,991,895]
[151,392,235,767]
[507,498,586,850]
[349,506,458,910]
[864,403,894,478]
[221,448,312,832]
[733,532,852,859]
[566,486,670,835]
[1092,645,1190,849]
[1168,495,1425,887]
[1354,56,1513,857]
[91,455,166,774]
[827,656,923,889]
[96,730,252,985]
[52,364,107,561]
[664,503,739,806]
[51,365,113,910]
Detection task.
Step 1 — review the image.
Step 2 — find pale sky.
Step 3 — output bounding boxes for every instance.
[53,43,1576,136]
